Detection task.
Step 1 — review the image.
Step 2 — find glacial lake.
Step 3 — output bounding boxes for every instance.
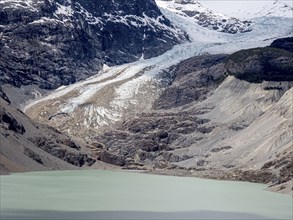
[0,170,292,219]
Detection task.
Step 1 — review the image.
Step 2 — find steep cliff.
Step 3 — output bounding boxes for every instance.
[0,0,187,89]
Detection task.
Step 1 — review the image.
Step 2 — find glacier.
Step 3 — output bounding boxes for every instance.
[24,0,293,138]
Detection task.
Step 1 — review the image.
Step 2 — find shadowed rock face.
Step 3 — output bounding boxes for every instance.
[0,87,10,104]
[0,87,96,173]
[226,39,293,83]
[0,0,187,89]
[154,54,227,109]
[270,37,293,53]
[0,108,26,135]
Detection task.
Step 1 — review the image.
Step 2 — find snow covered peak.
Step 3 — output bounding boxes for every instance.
[254,0,293,18]
[156,0,252,34]
[198,0,292,19]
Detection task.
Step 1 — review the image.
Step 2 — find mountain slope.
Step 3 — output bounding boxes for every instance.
[1,0,292,194]
[0,87,115,174]
[199,0,293,19]
[23,5,293,139]
[24,38,293,193]
[157,0,252,34]
[91,43,293,193]
[0,0,187,91]
[226,47,293,83]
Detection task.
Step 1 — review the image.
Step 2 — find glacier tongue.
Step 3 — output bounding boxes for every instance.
[24,2,293,139]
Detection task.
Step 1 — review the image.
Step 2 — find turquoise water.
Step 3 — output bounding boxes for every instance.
[0,170,292,219]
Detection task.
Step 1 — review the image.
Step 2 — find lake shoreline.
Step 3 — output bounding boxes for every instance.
[1,165,292,196]
[1,169,292,220]
[143,168,293,196]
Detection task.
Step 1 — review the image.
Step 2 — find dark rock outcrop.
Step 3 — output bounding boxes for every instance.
[226,47,293,83]
[261,151,293,185]
[98,150,126,166]
[28,136,94,167]
[0,108,26,134]
[0,0,187,89]
[230,170,273,184]
[270,37,293,52]
[24,148,44,164]
[154,54,227,109]
[0,87,11,104]
[210,146,232,153]
[0,94,96,173]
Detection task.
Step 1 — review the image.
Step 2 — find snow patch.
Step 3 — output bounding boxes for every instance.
[30,17,61,24]
[0,0,38,11]
[156,0,252,34]
[55,4,74,17]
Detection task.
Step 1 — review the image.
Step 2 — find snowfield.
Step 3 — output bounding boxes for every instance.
[198,0,293,19]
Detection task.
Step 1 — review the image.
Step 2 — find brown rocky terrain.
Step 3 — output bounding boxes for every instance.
[0,87,115,174]
[88,44,293,194]
[1,35,292,196]
[93,54,227,168]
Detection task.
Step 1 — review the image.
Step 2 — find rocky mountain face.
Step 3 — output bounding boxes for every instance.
[270,37,293,52]
[0,0,292,195]
[89,39,293,192]
[93,54,227,167]
[0,86,105,174]
[226,47,293,83]
[0,0,187,90]
[157,0,252,34]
